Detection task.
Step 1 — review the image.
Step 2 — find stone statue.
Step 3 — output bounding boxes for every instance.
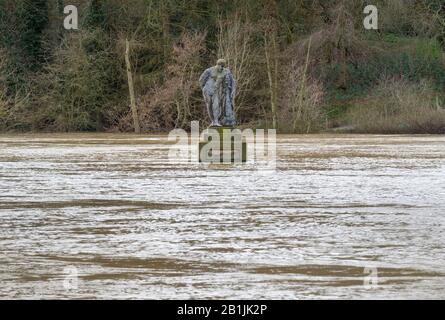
[199,59,236,127]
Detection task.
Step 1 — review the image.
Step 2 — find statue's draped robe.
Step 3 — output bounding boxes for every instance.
[199,66,236,126]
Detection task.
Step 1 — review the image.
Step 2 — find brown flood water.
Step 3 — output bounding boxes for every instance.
[0,133,444,299]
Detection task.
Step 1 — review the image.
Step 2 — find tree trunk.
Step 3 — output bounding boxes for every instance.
[262,2,280,131]
[264,33,278,130]
[125,38,140,134]
[293,36,312,132]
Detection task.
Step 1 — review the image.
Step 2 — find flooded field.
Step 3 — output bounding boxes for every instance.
[0,133,444,299]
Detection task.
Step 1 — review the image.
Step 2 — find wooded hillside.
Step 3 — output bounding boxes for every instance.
[1,0,444,133]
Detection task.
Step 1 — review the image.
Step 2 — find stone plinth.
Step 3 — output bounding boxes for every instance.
[199,126,247,163]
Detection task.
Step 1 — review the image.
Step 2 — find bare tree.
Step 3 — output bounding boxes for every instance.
[217,12,254,115]
[125,38,141,133]
[263,19,279,130]
[120,32,206,132]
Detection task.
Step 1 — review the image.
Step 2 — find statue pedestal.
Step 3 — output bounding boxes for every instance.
[199,126,247,163]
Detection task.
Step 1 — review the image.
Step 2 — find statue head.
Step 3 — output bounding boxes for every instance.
[216,59,226,72]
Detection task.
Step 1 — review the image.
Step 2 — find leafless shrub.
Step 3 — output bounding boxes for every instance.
[285,2,373,98]
[0,83,10,127]
[217,12,255,114]
[0,48,8,106]
[118,32,206,132]
[34,29,125,132]
[346,77,445,134]
[0,49,31,130]
[379,0,442,37]
[293,3,369,67]
[279,42,325,133]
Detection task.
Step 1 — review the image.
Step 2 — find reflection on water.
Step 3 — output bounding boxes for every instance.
[0,133,444,299]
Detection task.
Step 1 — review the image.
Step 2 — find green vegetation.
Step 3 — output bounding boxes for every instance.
[0,0,444,133]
